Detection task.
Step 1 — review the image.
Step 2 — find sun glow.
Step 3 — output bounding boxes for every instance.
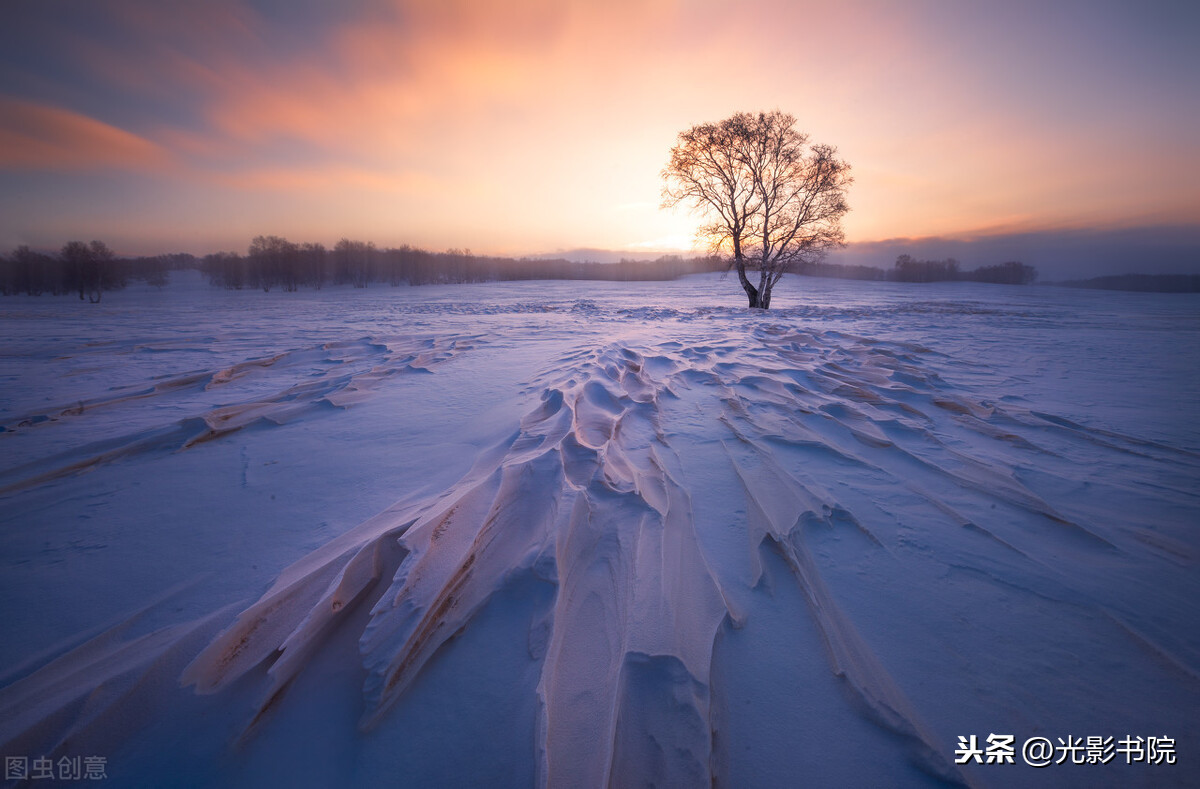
[0,1,1196,258]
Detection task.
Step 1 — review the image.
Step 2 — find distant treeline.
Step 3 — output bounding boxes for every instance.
[200,236,727,290]
[0,242,177,300]
[797,256,1038,285]
[1051,274,1200,293]
[0,237,726,297]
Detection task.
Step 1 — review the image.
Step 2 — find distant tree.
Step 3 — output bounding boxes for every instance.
[143,256,169,287]
[124,255,170,287]
[248,235,300,292]
[195,238,723,291]
[160,252,197,270]
[61,241,90,300]
[4,246,63,295]
[333,239,375,287]
[202,251,245,289]
[442,248,474,283]
[888,256,1036,285]
[90,241,122,296]
[61,240,118,302]
[299,242,328,289]
[381,246,409,285]
[969,261,1037,285]
[662,110,852,308]
[892,255,960,283]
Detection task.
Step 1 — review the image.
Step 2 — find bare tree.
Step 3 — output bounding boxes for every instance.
[662,111,852,308]
[8,246,62,295]
[61,240,117,302]
[299,242,328,289]
[248,235,301,292]
[333,239,375,288]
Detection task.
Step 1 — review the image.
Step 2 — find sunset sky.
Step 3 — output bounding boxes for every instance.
[1,0,1197,267]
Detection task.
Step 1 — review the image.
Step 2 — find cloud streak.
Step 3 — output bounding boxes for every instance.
[0,99,169,172]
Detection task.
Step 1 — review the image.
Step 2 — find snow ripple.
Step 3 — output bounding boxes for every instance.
[0,334,480,494]
[4,320,1197,787]
[172,325,1197,785]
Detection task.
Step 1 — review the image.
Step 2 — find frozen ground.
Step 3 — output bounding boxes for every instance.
[1,271,1197,787]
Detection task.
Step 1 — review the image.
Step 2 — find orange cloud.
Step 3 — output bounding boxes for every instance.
[0,98,170,172]
[187,0,689,157]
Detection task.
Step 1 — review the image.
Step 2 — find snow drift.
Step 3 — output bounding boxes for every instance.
[1,276,1197,787]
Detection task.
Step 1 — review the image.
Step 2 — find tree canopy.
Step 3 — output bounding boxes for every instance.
[662,111,852,308]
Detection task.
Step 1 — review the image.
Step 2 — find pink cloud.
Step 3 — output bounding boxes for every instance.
[0,98,170,172]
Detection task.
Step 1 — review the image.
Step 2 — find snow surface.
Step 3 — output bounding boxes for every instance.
[1,272,1197,788]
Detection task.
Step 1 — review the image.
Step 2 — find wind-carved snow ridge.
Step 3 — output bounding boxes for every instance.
[0,334,479,494]
[0,309,1171,781]
[358,342,735,789]
[179,339,733,784]
[5,279,1200,789]
[0,580,232,765]
[167,320,1200,786]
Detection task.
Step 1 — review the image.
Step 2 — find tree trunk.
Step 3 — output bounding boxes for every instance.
[734,255,761,308]
[756,263,777,309]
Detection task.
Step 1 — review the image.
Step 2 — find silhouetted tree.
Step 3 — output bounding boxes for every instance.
[299,242,329,288]
[193,238,726,291]
[62,241,91,301]
[145,257,170,287]
[333,239,375,287]
[61,240,119,302]
[4,246,64,295]
[203,252,246,289]
[248,235,301,292]
[128,255,170,287]
[892,254,960,282]
[887,257,1036,285]
[969,261,1036,285]
[662,110,852,308]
